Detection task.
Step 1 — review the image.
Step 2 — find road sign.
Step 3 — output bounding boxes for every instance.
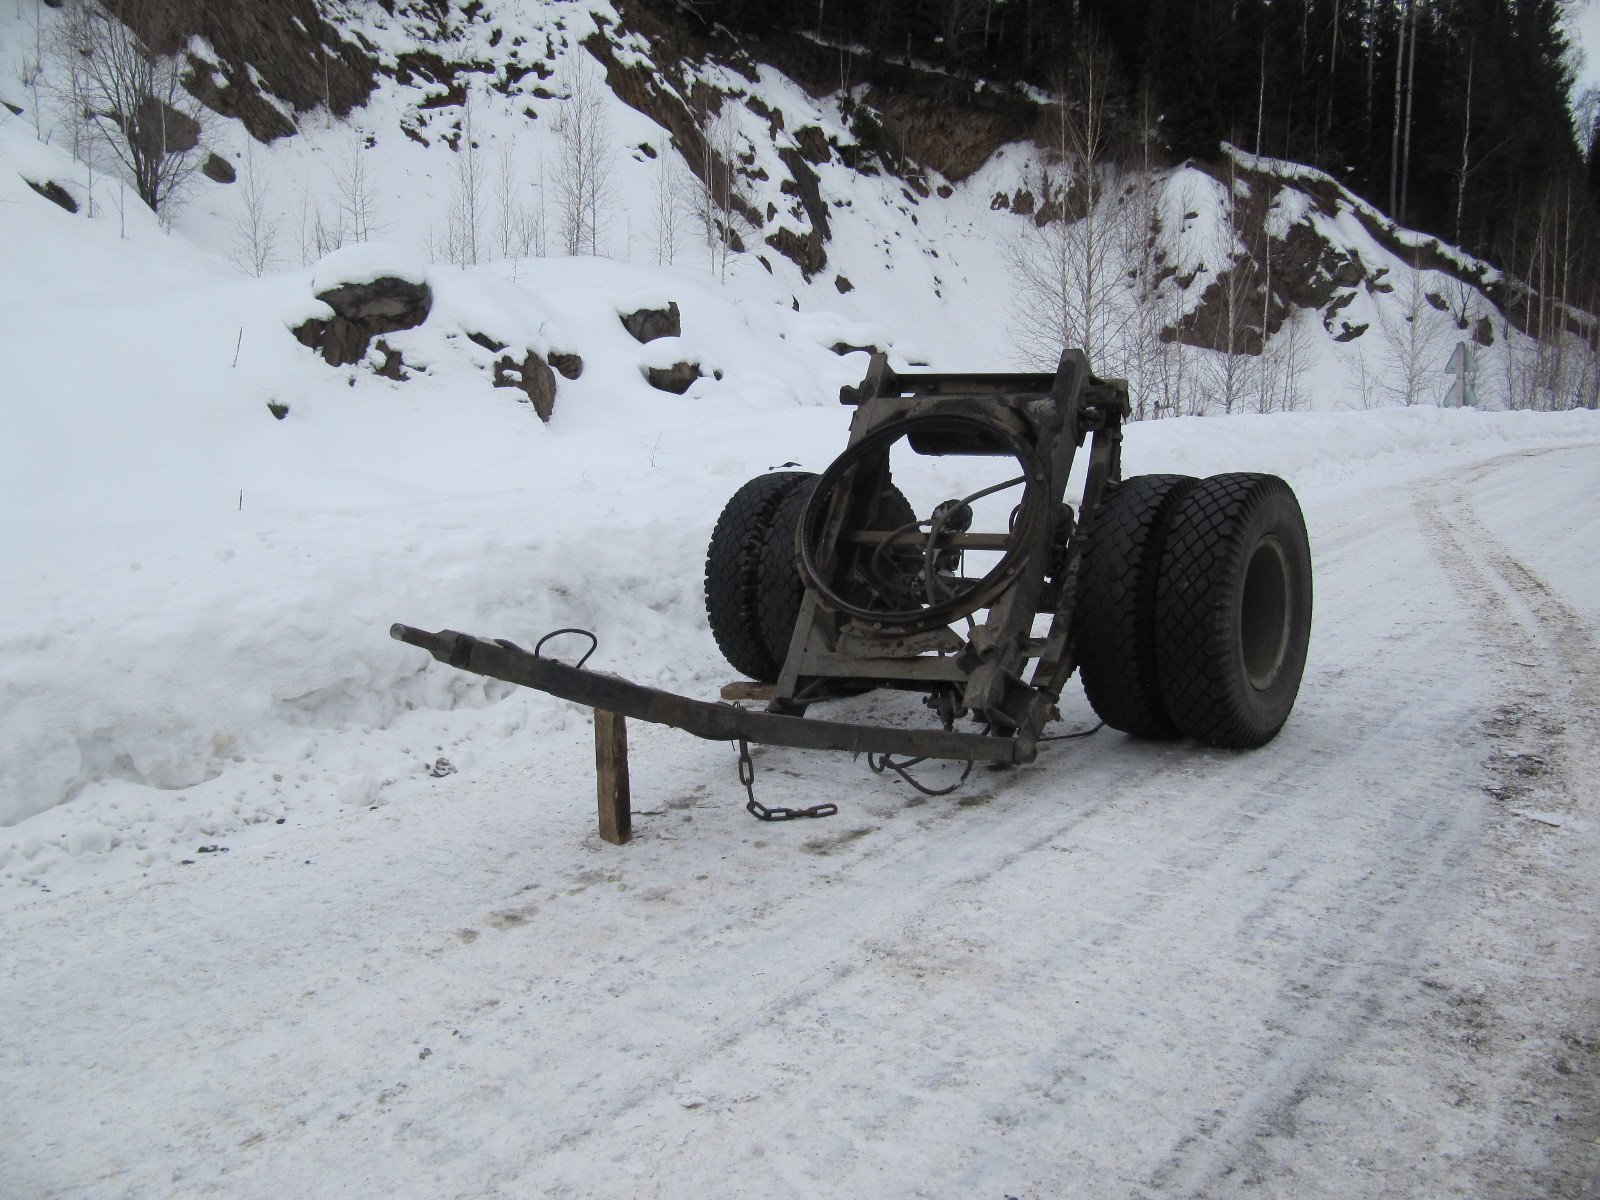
[1443,340,1479,407]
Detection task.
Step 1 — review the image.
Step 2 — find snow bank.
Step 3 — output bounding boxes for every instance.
[310,241,429,292]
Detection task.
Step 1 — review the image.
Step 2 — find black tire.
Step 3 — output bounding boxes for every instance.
[754,478,820,674]
[705,472,817,682]
[1155,473,1313,749]
[749,478,919,676]
[706,473,920,682]
[1073,474,1199,737]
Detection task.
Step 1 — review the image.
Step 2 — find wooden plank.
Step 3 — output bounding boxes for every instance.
[720,680,776,702]
[594,709,631,845]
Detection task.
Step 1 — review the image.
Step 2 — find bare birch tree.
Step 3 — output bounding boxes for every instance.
[331,132,383,244]
[555,64,615,257]
[52,0,206,217]
[1194,163,1263,415]
[493,141,547,275]
[229,144,282,277]
[1007,36,1135,374]
[1197,245,1256,415]
[1378,267,1450,406]
[652,155,690,266]
[695,110,747,279]
[428,95,487,266]
[1119,84,1190,419]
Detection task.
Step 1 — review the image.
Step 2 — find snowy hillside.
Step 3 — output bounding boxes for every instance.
[5,0,1587,408]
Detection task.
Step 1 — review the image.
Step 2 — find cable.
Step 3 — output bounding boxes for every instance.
[866,751,975,796]
[531,627,598,669]
[1037,722,1105,742]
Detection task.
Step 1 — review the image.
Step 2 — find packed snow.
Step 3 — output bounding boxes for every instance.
[2,1,1598,1195]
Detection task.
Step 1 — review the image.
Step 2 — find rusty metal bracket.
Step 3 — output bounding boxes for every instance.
[390,625,1033,765]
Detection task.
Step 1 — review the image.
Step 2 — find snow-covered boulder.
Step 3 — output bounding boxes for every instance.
[295,242,433,367]
[620,300,682,344]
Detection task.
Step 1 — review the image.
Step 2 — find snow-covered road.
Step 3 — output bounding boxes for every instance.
[4,444,1598,1199]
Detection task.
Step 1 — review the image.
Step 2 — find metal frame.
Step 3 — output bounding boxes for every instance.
[391,349,1130,837]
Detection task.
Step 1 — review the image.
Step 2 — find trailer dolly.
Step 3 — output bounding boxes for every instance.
[392,350,1313,842]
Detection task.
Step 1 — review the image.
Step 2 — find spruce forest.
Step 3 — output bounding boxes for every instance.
[694,0,1600,312]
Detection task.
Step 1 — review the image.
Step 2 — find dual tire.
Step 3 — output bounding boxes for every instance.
[704,471,917,683]
[1073,472,1313,749]
[703,471,818,683]
[706,469,1314,749]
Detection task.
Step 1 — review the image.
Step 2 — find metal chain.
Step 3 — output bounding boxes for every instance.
[738,738,838,821]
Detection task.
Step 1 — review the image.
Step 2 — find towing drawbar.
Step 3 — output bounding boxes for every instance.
[390,623,1034,766]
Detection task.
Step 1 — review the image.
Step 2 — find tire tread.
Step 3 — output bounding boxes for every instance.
[1073,473,1198,736]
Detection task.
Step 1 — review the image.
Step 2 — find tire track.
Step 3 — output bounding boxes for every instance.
[1404,444,1600,1200]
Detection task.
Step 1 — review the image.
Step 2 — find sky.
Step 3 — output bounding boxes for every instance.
[1570,0,1600,106]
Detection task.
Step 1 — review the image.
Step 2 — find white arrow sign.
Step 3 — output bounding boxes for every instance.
[1443,340,1479,407]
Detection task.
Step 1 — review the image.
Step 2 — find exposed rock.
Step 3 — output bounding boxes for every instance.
[467,331,507,353]
[371,339,410,381]
[581,27,765,233]
[621,301,680,343]
[201,152,236,183]
[834,275,854,294]
[294,276,432,367]
[1273,219,1364,310]
[266,401,289,420]
[549,351,584,380]
[317,276,431,324]
[128,97,200,158]
[104,0,377,143]
[3,101,22,116]
[746,94,784,135]
[831,342,881,356]
[419,81,467,110]
[794,125,830,165]
[493,351,557,420]
[768,146,830,277]
[291,320,325,350]
[1473,316,1495,346]
[645,361,702,394]
[766,226,825,279]
[26,179,77,213]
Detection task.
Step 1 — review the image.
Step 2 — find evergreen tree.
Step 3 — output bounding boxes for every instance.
[673,0,1597,297]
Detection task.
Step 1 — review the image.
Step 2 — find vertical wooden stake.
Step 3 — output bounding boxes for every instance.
[594,709,631,845]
